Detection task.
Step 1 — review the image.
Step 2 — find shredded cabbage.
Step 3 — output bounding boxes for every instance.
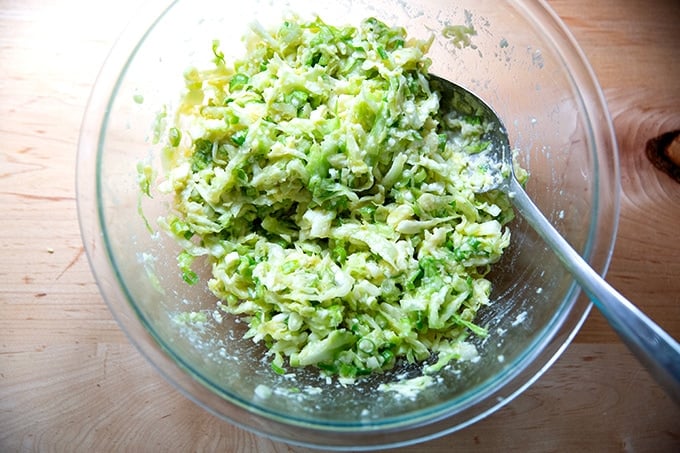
[156,16,521,379]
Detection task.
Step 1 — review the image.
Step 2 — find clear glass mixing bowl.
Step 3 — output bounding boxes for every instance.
[77,0,620,449]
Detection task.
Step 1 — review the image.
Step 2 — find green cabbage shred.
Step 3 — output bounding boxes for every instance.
[156,16,520,379]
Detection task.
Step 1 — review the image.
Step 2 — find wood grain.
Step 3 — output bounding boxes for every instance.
[1,0,679,451]
[552,0,680,344]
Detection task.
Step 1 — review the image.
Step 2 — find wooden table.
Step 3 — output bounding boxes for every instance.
[2,0,679,451]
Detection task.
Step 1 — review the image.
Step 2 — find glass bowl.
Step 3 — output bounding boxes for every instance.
[76,0,620,449]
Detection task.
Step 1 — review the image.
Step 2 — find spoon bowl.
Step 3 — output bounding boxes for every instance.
[430,74,680,404]
[429,74,514,194]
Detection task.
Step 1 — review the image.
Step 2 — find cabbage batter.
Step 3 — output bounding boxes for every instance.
[156,16,518,379]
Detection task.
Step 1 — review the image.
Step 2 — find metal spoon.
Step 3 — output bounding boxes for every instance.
[429,74,680,403]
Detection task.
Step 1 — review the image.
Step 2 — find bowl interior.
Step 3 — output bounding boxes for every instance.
[81,0,619,448]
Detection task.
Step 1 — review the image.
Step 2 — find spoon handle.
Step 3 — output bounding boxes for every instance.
[509,178,680,404]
